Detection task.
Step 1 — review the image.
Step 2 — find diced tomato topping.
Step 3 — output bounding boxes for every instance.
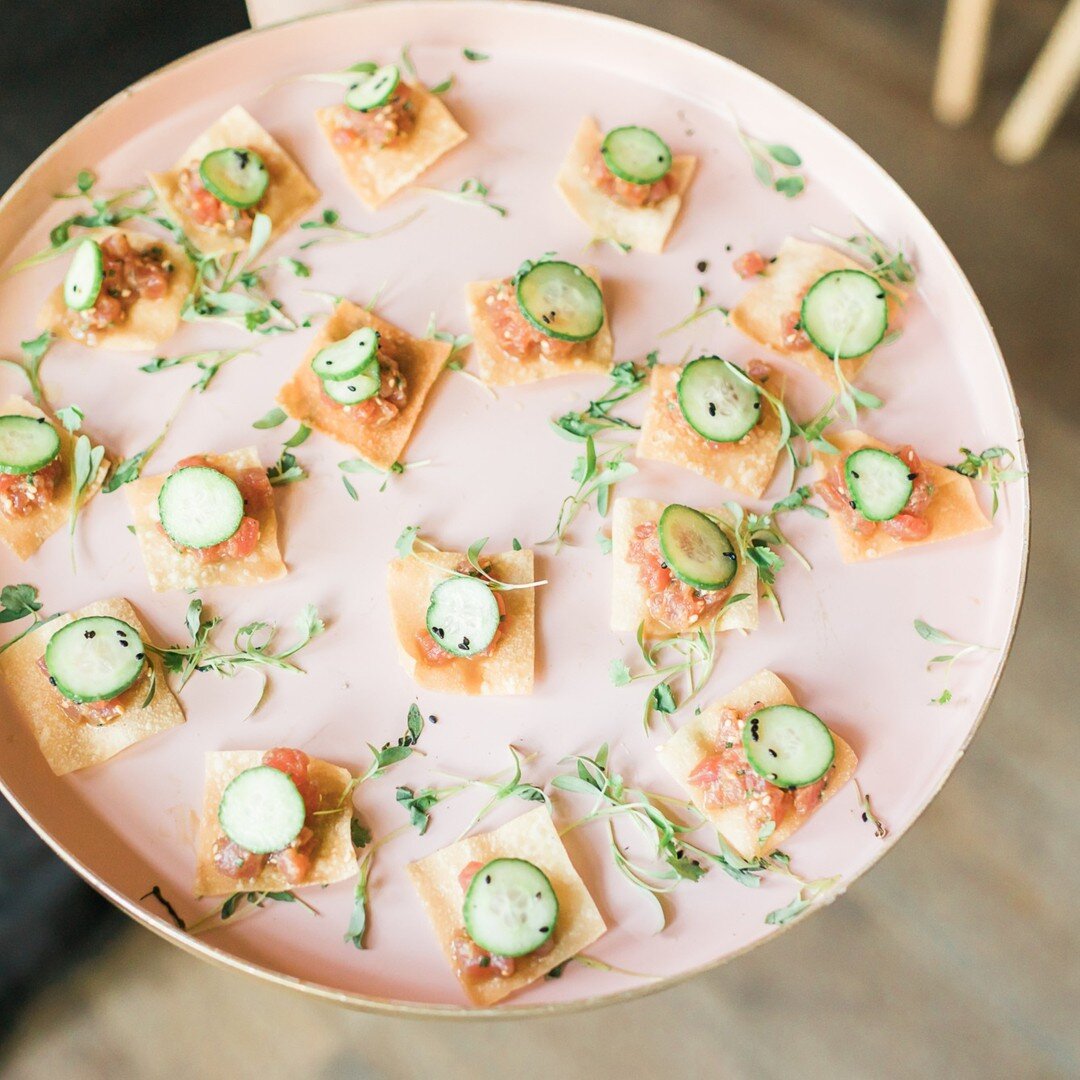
[780,310,812,350]
[415,585,505,666]
[262,747,321,817]
[189,515,260,564]
[0,456,62,517]
[271,826,318,885]
[484,280,578,364]
[328,84,416,149]
[733,250,768,279]
[747,358,772,382]
[213,837,269,880]
[36,655,140,727]
[322,351,408,426]
[458,860,486,893]
[585,150,676,208]
[177,163,257,235]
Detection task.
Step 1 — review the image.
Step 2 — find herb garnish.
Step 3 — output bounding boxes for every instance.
[0,332,53,405]
[139,348,251,391]
[267,426,310,486]
[810,224,916,287]
[463,48,490,62]
[723,501,809,619]
[0,584,58,656]
[56,406,105,572]
[659,285,730,337]
[763,873,840,925]
[855,780,887,839]
[730,117,806,198]
[552,358,653,441]
[544,435,636,550]
[253,407,288,430]
[947,445,1025,517]
[187,889,317,935]
[913,619,995,705]
[339,458,432,498]
[297,207,425,251]
[417,178,507,217]
[396,527,547,592]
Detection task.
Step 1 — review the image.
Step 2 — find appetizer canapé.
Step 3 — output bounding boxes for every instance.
[279,301,450,470]
[315,62,467,209]
[125,448,286,591]
[467,257,614,386]
[658,670,857,860]
[407,806,606,1006]
[148,105,319,256]
[0,597,184,775]
[637,355,784,497]
[194,748,356,897]
[556,118,697,253]
[814,430,990,562]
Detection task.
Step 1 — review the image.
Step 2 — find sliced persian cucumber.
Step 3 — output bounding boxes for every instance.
[322,368,381,405]
[0,415,61,476]
[218,765,306,854]
[198,147,270,209]
[677,356,761,443]
[515,260,604,342]
[44,616,145,703]
[600,126,672,185]
[158,467,244,550]
[425,577,500,659]
[63,238,104,311]
[657,504,737,591]
[345,64,400,112]
[463,858,558,957]
[311,327,380,381]
[844,447,913,522]
[799,269,888,359]
[743,704,835,788]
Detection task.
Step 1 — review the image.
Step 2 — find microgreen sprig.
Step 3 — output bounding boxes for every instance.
[395,527,547,592]
[139,348,252,391]
[552,357,654,441]
[947,445,1025,518]
[659,285,730,337]
[810,223,916,287]
[914,619,996,705]
[417,178,507,217]
[267,425,310,487]
[723,501,809,620]
[186,889,318,936]
[729,115,806,198]
[339,458,432,498]
[0,332,53,406]
[298,207,425,251]
[56,406,105,573]
[0,584,59,656]
[854,780,888,839]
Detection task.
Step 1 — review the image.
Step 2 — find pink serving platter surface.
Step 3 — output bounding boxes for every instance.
[0,1,1028,1014]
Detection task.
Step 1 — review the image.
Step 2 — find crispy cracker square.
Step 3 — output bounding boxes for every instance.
[610,497,758,637]
[124,447,286,592]
[148,105,319,257]
[193,750,356,897]
[0,597,185,776]
[407,806,606,1006]
[814,430,991,563]
[0,395,108,561]
[657,669,858,860]
[387,549,535,696]
[278,301,449,470]
[555,117,696,254]
[37,228,194,352]
[636,363,783,498]
[315,83,467,210]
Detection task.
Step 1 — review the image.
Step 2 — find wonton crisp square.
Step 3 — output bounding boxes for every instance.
[407,806,606,1006]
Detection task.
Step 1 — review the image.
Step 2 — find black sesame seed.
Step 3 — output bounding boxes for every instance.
[753,402,760,409]
[849,500,857,510]
[432,626,444,638]
[851,471,860,479]
[49,677,56,686]
[135,652,145,660]
[461,636,470,650]
[725,244,732,252]
[484,874,491,885]
[876,292,885,300]
[696,260,709,273]
[768,748,778,758]
[428,714,438,725]
[539,926,550,933]
[84,630,95,639]
[119,639,130,648]
[708,401,717,416]
[908,472,917,481]
[723,551,736,561]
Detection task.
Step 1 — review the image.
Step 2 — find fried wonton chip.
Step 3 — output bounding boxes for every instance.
[466,267,614,387]
[0,395,108,561]
[730,237,904,386]
[37,228,194,352]
[316,83,467,209]
[148,105,319,257]
[0,597,185,776]
[555,117,697,254]
[194,750,356,897]
[407,806,606,1006]
[658,669,857,860]
[815,430,991,563]
[278,301,449,470]
[387,549,535,696]
[636,363,784,498]
[610,497,758,638]
[125,447,286,592]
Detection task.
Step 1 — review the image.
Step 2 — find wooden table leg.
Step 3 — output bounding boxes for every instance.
[933,0,999,125]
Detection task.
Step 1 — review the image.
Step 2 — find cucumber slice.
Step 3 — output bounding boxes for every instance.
[677,357,761,443]
[600,126,672,185]
[198,147,270,210]
[0,415,61,476]
[657,504,737,591]
[515,260,604,342]
[844,447,913,522]
[322,368,381,405]
[345,64,400,112]
[311,327,380,381]
[218,765,306,854]
[425,577,500,658]
[743,704,835,788]
[44,616,145,703]
[800,269,888,359]
[463,858,558,958]
[158,467,245,550]
[63,239,104,311]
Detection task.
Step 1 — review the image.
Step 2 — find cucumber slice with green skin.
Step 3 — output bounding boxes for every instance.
[677,356,761,443]
[799,269,888,359]
[311,327,380,381]
[844,447,913,522]
[515,261,604,342]
[743,704,835,788]
[198,147,270,209]
[0,415,61,476]
[425,577,500,658]
[345,64,400,112]
[218,765,306,854]
[463,858,559,957]
[63,239,104,311]
[322,368,381,405]
[657,504,738,591]
[600,126,672,185]
[158,467,244,550]
[44,616,145,703]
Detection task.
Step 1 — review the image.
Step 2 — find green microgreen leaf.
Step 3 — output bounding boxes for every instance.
[946,445,1025,518]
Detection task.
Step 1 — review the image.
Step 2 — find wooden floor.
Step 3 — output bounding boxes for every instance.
[2,2,1077,1077]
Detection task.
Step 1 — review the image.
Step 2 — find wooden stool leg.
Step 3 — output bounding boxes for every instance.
[933,0,999,125]
[995,0,1080,163]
